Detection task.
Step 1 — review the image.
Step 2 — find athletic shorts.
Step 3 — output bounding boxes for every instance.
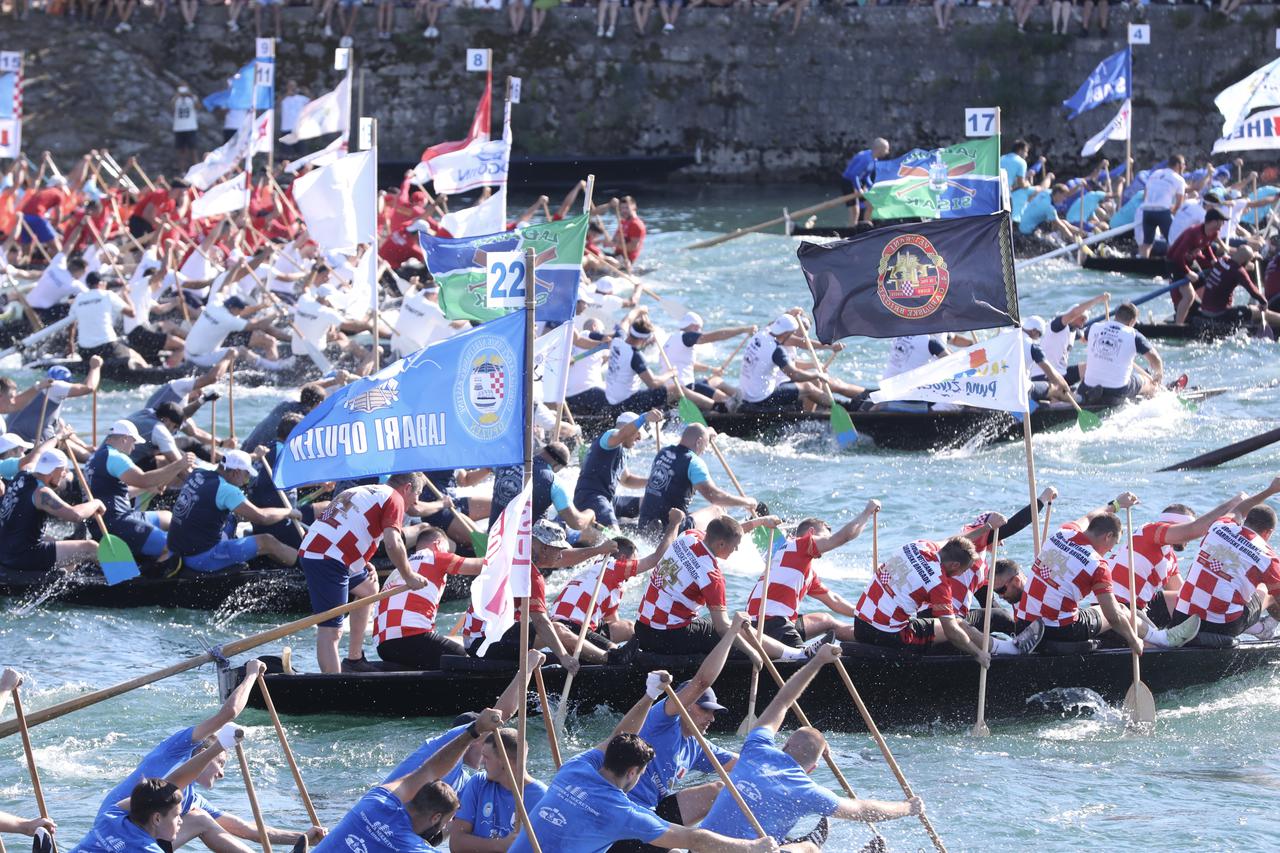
[566,387,609,413]
[1140,208,1173,243]
[741,382,801,413]
[608,795,684,853]
[685,381,717,399]
[1078,374,1143,407]
[760,615,807,648]
[377,631,464,670]
[1018,607,1102,643]
[104,511,168,558]
[853,615,935,648]
[1173,590,1263,637]
[79,342,132,364]
[19,214,56,245]
[128,325,169,363]
[608,387,667,414]
[0,542,58,573]
[553,618,613,648]
[466,621,526,660]
[173,130,198,149]
[224,330,252,348]
[128,215,155,240]
[1268,294,1280,312]
[1145,591,1173,629]
[423,496,472,531]
[634,617,720,655]
[301,556,371,627]
[181,536,259,572]
[186,346,235,369]
[574,490,618,527]
[34,305,69,326]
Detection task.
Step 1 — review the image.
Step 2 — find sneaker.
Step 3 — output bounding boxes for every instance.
[606,26,614,36]
[342,654,379,673]
[802,629,836,659]
[1013,619,1045,655]
[289,835,310,853]
[1165,614,1201,648]
[597,24,604,35]
[31,828,54,853]
[429,25,438,36]
[323,23,334,37]
[663,21,674,31]
[339,35,353,47]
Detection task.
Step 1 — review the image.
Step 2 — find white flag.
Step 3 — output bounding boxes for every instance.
[534,322,574,405]
[426,136,511,195]
[190,173,248,220]
[1213,105,1280,153]
[183,111,271,189]
[471,481,532,656]
[281,74,351,144]
[251,110,273,156]
[440,186,508,237]
[869,329,1030,413]
[285,135,347,174]
[1081,99,1130,157]
[292,149,376,254]
[1216,57,1280,136]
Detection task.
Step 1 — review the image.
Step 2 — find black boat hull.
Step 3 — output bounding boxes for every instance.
[1083,256,1167,277]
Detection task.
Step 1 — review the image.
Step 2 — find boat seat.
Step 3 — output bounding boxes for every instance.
[1037,640,1098,656]
[440,655,519,673]
[1186,632,1237,649]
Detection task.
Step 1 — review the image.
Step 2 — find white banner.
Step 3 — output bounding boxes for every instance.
[1213,105,1280,153]
[190,173,248,220]
[292,149,376,254]
[285,135,347,174]
[1081,99,1130,157]
[426,136,511,195]
[0,117,18,159]
[1216,57,1280,136]
[870,329,1030,413]
[535,322,574,405]
[183,111,270,190]
[471,481,532,655]
[440,185,507,238]
[281,73,350,145]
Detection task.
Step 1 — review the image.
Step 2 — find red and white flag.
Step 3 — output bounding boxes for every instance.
[470,480,532,655]
[420,86,491,163]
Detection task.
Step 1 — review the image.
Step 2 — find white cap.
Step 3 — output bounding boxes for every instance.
[221,449,255,473]
[680,312,704,330]
[107,419,144,442]
[0,433,32,454]
[34,449,68,476]
[314,284,337,300]
[616,410,649,438]
[1023,316,1047,337]
[768,315,799,336]
[594,277,616,296]
[576,289,597,305]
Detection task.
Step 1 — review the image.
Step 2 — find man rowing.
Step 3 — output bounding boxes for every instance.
[574,409,663,527]
[0,446,103,574]
[125,400,224,468]
[745,499,880,647]
[0,669,55,847]
[488,442,595,532]
[447,728,548,853]
[9,361,101,456]
[636,424,757,537]
[1168,209,1225,323]
[1033,293,1110,390]
[246,413,322,549]
[606,310,714,414]
[1078,302,1163,405]
[661,313,753,404]
[420,466,491,551]
[738,315,863,413]
[699,644,923,851]
[1179,245,1280,334]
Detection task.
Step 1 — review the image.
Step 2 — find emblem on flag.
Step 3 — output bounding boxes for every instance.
[454,333,519,441]
[344,378,400,414]
[876,234,950,319]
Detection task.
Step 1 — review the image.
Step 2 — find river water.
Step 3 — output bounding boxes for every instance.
[1,185,1278,851]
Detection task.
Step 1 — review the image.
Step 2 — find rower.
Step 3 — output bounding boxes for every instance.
[661,313,753,404]
[314,708,505,853]
[574,409,663,526]
[246,413,324,549]
[488,442,594,532]
[373,525,484,670]
[9,361,102,456]
[24,243,89,325]
[182,295,293,372]
[1171,478,1280,640]
[462,521,621,667]
[852,524,1045,662]
[447,728,548,853]
[699,644,922,851]
[552,508,686,647]
[418,467,491,551]
[1168,209,1226,323]
[1185,245,1280,334]
[1077,302,1162,406]
[89,658,324,851]
[1020,318,1076,403]
[746,499,881,647]
[290,282,364,371]
[1036,293,1110,390]
[391,278,462,359]
[68,270,147,370]
[125,401,224,468]
[1015,493,1202,650]
[635,424,757,536]
[298,472,436,674]
[883,334,947,381]
[241,382,329,453]
[166,449,300,573]
[739,314,862,413]
[0,447,102,573]
[143,361,231,413]
[122,244,188,367]
[605,310,714,414]
[565,317,612,414]
[86,420,195,563]
[0,669,54,845]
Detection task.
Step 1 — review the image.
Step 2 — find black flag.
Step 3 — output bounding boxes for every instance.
[799,212,1020,342]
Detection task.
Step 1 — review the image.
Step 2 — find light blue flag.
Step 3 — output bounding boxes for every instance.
[274,311,527,488]
[1063,48,1130,120]
[0,72,14,120]
[203,59,274,112]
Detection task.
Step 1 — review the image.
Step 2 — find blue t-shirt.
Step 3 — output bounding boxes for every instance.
[510,749,669,853]
[215,478,246,512]
[104,446,135,479]
[0,457,19,480]
[999,152,1027,186]
[382,723,468,790]
[1019,192,1058,236]
[97,726,223,818]
[629,699,736,809]
[550,478,571,512]
[599,428,620,451]
[73,807,167,853]
[700,727,841,843]
[314,786,441,853]
[687,454,709,487]
[841,149,876,188]
[456,773,548,841]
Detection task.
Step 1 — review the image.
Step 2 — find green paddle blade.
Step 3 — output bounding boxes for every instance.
[1076,409,1103,432]
[829,403,858,447]
[137,491,155,512]
[677,396,706,426]
[469,530,489,557]
[99,533,139,585]
[752,525,773,553]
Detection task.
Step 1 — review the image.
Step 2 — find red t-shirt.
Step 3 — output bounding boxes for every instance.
[19,188,65,217]
[616,216,646,262]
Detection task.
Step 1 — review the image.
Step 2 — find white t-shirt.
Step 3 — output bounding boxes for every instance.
[1084,320,1145,388]
[663,331,700,386]
[605,338,650,405]
[27,253,87,309]
[567,339,607,397]
[173,96,198,133]
[291,295,344,350]
[738,331,789,403]
[69,289,127,348]
[185,303,248,357]
[392,290,449,355]
[883,335,942,380]
[224,108,250,131]
[279,94,310,133]
[1141,168,1186,211]
[1167,200,1205,247]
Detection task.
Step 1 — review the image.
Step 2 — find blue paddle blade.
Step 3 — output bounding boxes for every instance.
[99,534,139,585]
[830,405,858,448]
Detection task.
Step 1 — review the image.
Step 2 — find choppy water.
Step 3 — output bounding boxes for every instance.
[2,185,1279,851]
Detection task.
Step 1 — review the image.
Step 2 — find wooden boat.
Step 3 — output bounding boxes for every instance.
[1136,320,1262,343]
[21,354,321,388]
[224,638,1280,733]
[1084,256,1168,277]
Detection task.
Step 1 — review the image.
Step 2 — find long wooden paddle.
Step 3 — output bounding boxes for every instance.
[653,337,708,428]
[258,457,306,539]
[1122,507,1157,726]
[64,443,139,585]
[716,333,750,374]
[422,476,487,555]
[234,741,274,853]
[738,526,775,737]
[11,687,57,853]
[1041,502,1053,547]
[970,532,1000,738]
[256,673,320,827]
[531,666,563,770]
[834,659,947,853]
[704,437,770,552]
[798,324,857,447]
[685,191,859,249]
[490,724,543,853]
[553,558,609,737]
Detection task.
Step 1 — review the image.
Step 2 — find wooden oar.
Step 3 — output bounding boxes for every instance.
[491,726,543,853]
[970,532,1000,738]
[256,673,320,827]
[1122,506,1156,726]
[422,477,487,555]
[653,338,707,428]
[1158,424,1280,471]
[11,687,57,853]
[738,526,775,737]
[258,457,306,539]
[716,333,750,374]
[685,191,859,250]
[553,558,609,737]
[1013,222,1136,272]
[65,443,139,585]
[833,659,947,853]
[209,397,219,464]
[234,741,274,853]
[92,386,98,446]
[798,324,857,447]
[531,666,562,770]
[661,683,768,838]
[1041,502,1053,548]
[228,368,236,441]
[704,437,770,551]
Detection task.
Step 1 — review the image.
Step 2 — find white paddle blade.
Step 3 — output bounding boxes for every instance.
[969,721,991,738]
[1123,682,1157,726]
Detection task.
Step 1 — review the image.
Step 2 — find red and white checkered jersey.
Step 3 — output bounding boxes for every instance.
[299,485,405,568]
[1176,517,1280,623]
[461,567,548,646]
[944,555,988,617]
[374,545,466,645]
[854,540,953,633]
[1109,522,1179,610]
[637,531,727,630]
[551,556,642,629]
[1015,523,1113,627]
[746,533,828,620]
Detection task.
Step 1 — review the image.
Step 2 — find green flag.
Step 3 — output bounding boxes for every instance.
[863,137,1001,221]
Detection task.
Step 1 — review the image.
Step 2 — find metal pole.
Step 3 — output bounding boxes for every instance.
[371,117,380,373]
[518,245,536,782]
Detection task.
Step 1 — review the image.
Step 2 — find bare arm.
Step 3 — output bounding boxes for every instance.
[36,487,103,523]
[638,509,685,573]
[755,645,840,732]
[233,499,295,526]
[389,709,503,799]
[832,795,923,823]
[383,528,426,590]
[647,826,772,853]
[1097,591,1142,654]
[494,649,544,721]
[118,454,193,491]
[814,500,879,554]
[694,480,755,511]
[192,659,266,742]
[1232,477,1280,522]
[1164,492,1247,545]
[678,611,749,713]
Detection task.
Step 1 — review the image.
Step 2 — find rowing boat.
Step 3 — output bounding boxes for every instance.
[20,354,320,387]
[223,638,1280,732]
[1083,256,1167,277]
[1136,320,1263,343]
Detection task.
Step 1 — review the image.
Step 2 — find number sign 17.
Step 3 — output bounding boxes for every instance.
[486,252,528,308]
[965,108,997,137]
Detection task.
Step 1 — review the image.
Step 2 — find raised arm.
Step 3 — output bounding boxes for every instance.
[638,509,685,573]
[1232,477,1280,522]
[192,659,267,742]
[755,644,841,733]
[603,670,670,749]
[677,612,749,713]
[389,708,502,799]
[814,499,880,554]
[494,649,544,721]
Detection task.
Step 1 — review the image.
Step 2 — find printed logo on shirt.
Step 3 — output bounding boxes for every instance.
[343,835,369,853]
[538,806,568,827]
[877,233,950,320]
[454,333,519,442]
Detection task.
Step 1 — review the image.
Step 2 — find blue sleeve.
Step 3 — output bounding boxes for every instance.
[455,775,483,825]
[799,778,842,818]
[0,458,18,479]
[618,806,671,844]
[629,348,648,375]
[771,346,790,369]
[688,454,709,486]
[1134,334,1151,355]
[550,479,570,512]
[188,789,224,818]
[105,448,136,479]
[216,480,247,512]
[600,428,619,450]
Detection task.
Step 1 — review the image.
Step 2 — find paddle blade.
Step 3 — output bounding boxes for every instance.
[1077,409,1103,432]
[829,403,858,447]
[98,534,139,585]
[752,525,774,553]
[678,396,707,426]
[1123,682,1157,726]
[137,491,156,512]
[969,721,991,738]
[469,530,489,557]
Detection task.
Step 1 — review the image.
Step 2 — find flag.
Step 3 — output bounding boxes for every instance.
[250,110,273,156]
[292,150,376,254]
[280,73,351,144]
[285,135,347,174]
[1081,99,1130,157]
[534,322,573,405]
[1063,48,1130,120]
[190,174,248,220]
[800,212,1019,342]
[421,87,491,163]
[1216,57,1280,136]
[1213,105,1280,153]
[203,59,274,111]
[470,480,532,656]
[421,213,588,324]
[424,136,511,195]
[183,112,270,190]
[440,186,508,237]
[863,137,1001,220]
[870,329,1031,412]
[0,66,17,159]
[274,310,527,488]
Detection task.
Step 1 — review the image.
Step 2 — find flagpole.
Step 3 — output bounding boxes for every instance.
[552,173,594,441]
[1007,208,1042,559]
[370,117,381,374]
[1125,46,1133,190]
[518,244,536,784]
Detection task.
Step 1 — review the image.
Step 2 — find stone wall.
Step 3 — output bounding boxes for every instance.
[7,5,1280,180]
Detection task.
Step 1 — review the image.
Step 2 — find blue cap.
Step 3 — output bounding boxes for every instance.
[47,366,72,382]
[676,682,727,713]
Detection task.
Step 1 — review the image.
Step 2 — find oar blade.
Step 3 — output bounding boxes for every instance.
[752,525,774,553]
[969,721,991,738]
[677,396,707,427]
[98,534,140,585]
[469,531,489,557]
[1123,682,1157,727]
[829,403,858,447]
[1077,409,1103,432]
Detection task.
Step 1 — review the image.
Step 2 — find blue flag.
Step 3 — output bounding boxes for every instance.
[1063,48,1130,120]
[203,59,274,112]
[0,72,14,120]
[274,311,527,488]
